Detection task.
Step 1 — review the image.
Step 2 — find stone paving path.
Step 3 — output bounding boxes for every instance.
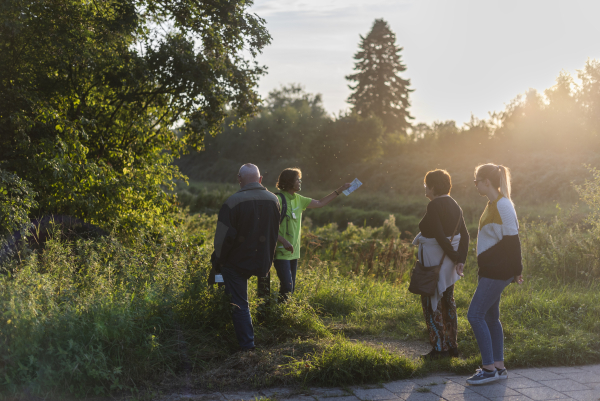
[165,364,600,401]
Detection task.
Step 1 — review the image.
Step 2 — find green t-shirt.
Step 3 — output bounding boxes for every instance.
[275,192,313,260]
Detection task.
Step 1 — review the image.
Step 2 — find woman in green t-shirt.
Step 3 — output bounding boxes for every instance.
[272,168,352,301]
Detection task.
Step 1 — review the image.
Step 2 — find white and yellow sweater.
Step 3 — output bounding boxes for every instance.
[477,195,523,280]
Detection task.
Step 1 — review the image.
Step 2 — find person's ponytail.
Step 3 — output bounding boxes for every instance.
[474,163,512,200]
[498,165,511,200]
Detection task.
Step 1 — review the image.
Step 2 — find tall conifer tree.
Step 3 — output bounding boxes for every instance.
[347,19,413,133]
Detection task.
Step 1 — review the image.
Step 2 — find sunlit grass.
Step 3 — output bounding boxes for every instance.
[2,210,600,396]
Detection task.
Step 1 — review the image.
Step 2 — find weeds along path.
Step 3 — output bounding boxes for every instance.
[1,212,600,398]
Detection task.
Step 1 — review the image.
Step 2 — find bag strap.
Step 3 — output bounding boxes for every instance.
[275,192,287,224]
[437,210,463,266]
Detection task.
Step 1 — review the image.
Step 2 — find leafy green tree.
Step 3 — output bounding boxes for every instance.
[310,113,384,182]
[177,84,330,182]
[577,58,600,138]
[0,0,270,230]
[346,19,413,133]
[231,84,329,162]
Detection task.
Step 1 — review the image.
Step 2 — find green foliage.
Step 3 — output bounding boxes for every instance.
[0,168,37,239]
[346,19,413,133]
[174,181,239,214]
[176,85,390,185]
[299,224,415,284]
[520,214,600,283]
[0,0,270,230]
[177,59,600,210]
[255,297,331,341]
[313,114,385,178]
[0,214,332,396]
[294,246,600,371]
[509,166,600,282]
[492,58,600,150]
[223,84,329,163]
[287,337,416,385]
[0,220,214,395]
[305,207,420,235]
[177,84,331,183]
[3,208,600,395]
[574,165,600,234]
[297,260,421,328]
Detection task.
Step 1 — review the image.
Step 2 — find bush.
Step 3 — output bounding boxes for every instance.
[305,206,420,235]
[0,213,340,396]
[0,169,37,240]
[520,214,600,282]
[0,231,201,394]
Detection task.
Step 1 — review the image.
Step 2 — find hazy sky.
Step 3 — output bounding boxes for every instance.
[249,0,600,125]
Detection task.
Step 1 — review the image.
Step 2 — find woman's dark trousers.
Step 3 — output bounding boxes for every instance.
[273,259,298,302]
[257,259,299,302]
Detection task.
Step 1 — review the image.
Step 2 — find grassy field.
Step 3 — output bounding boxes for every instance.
[2,199,600,397]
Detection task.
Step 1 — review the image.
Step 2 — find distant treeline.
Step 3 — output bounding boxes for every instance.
[176,60,600,205]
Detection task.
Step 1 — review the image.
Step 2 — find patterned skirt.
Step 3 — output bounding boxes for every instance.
[421,284,458,351]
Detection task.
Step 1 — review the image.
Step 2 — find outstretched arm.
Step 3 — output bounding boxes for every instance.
[307,183,352,209]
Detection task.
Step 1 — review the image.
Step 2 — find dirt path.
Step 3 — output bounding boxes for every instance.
[348,336,431,359]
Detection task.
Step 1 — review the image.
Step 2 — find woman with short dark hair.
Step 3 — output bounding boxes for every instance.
[270,168,351,301]
[415,169,469,359]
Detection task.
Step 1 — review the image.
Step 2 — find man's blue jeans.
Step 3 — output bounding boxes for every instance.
[221,266,255,350]
[273,259,298,302]
[467,276,513,366]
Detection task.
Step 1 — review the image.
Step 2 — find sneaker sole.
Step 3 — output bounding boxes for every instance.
[498,373,508,380]
[466,376,500,385]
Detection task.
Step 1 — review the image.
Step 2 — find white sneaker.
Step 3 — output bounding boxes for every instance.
[497,368,508,380]
[466,368,499,385]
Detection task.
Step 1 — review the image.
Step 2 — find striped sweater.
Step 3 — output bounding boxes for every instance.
[477,195,523,280]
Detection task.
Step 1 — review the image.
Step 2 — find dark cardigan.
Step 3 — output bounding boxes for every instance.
[418,196,470,264]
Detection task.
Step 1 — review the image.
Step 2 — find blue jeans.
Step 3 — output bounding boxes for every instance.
[273,259,298,302]
[467,276,514,366]
[221,266,255,350]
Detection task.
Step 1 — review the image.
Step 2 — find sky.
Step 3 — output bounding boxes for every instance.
[248,0,600,125]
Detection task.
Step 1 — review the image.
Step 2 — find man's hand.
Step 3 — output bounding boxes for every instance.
[282,239,294,253]
[514,275,524,284]
[455,263,465,277]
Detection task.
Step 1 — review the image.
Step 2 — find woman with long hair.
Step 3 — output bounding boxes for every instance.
[415,169,469,360]
[465,164,524,385]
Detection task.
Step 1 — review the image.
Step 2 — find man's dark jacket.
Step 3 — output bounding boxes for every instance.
[212,182,280,277]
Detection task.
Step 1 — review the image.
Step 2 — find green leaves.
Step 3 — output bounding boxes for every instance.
[0,168,37,240]
[0,0,270,230]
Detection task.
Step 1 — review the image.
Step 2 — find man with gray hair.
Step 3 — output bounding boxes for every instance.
[211,163,280,351]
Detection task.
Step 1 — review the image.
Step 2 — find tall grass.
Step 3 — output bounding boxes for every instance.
[292,256,600,372]
[0,216,328,396]
[300,218,415,282]
[2,197,600,396]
